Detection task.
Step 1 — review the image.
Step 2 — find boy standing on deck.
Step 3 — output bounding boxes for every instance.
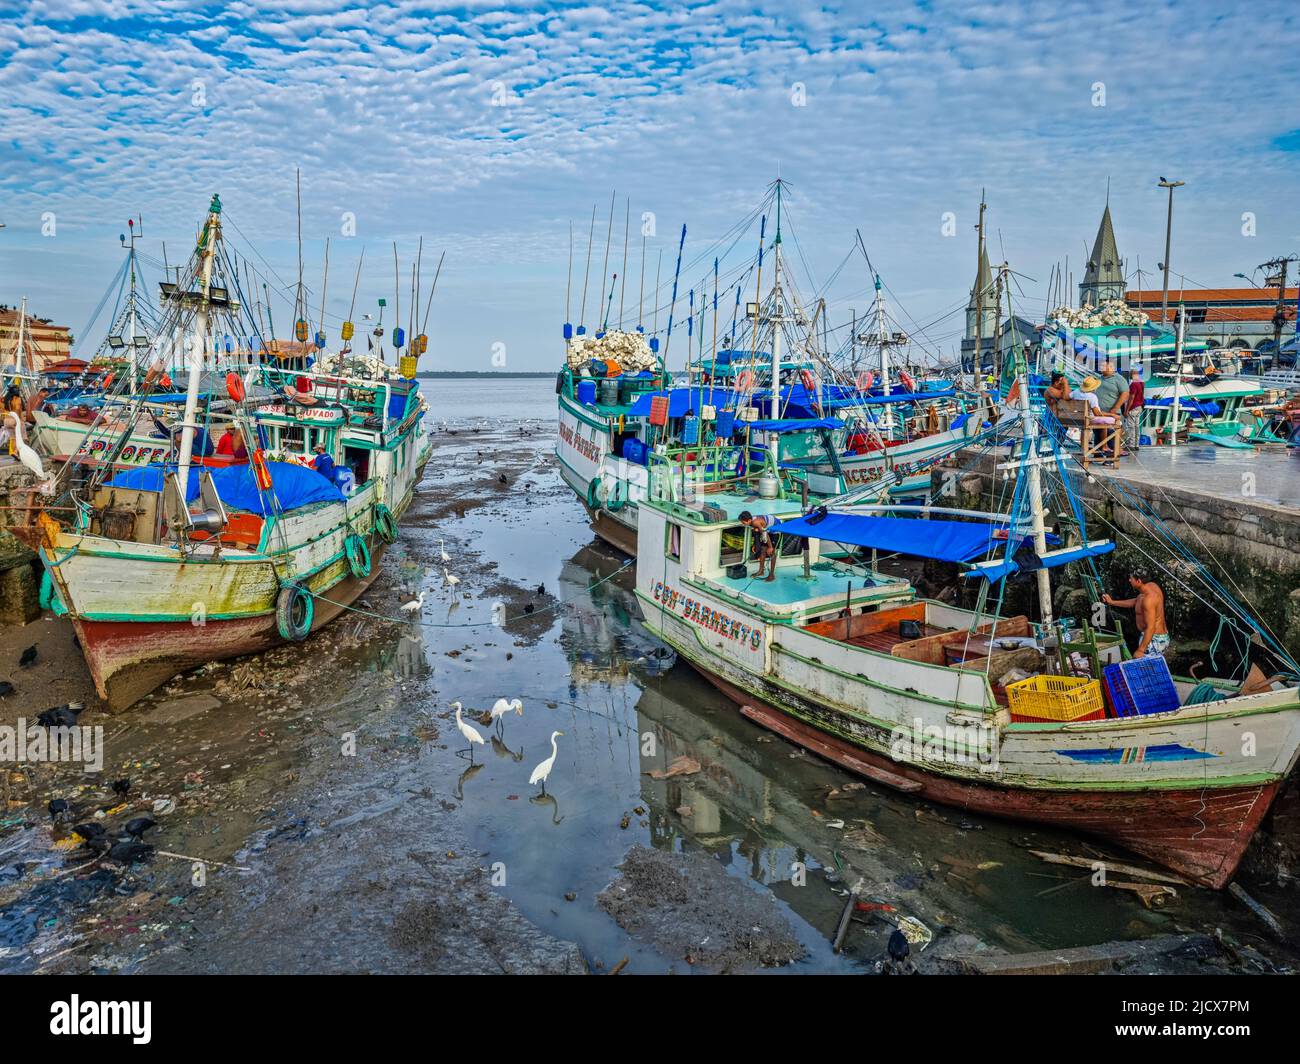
[1103,570,1170,657]
[739,510,777,582]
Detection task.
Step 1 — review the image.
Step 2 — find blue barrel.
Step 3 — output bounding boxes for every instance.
[576,379,597,405]
[622,438,648,465]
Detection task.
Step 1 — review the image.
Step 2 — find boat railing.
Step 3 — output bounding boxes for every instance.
[644,439,791,504]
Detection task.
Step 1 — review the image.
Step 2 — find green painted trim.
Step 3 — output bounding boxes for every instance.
[644,609,1285,793]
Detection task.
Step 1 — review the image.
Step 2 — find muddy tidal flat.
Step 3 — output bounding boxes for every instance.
[1,379,1297,975]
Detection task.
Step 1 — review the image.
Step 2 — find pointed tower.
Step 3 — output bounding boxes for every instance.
[1079,204,1125,307]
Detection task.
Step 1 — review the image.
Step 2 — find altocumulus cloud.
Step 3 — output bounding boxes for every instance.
[1,0,1296,368]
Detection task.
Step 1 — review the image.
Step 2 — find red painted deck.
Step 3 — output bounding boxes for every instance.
[693,666,1277,889]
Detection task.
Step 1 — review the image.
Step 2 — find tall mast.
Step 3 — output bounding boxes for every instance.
[770,181,784,464]
[177,194,222,501]
[975,193,987,389]
[126,218,139,394]
[15,296,26,378]
[1018,346,1053,625]
[874,272,892,433]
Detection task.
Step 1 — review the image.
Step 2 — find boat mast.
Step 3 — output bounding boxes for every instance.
[770,181,784,463]
[14,296,26,379]
[874,272,893,434]
[177,195,221,502]
[1018,341,1053,625]
[126,218,140,394]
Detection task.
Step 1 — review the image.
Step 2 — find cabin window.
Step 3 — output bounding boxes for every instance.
[280,423,306,450]
[719,525,746,567]
[666,522,682,562]
[779,534,804,559]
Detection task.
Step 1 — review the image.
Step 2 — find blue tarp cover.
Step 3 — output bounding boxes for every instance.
[626,387,738,418]
[107,460,345,515]
[768,513,1030,563]
[1147,398,1221,416]
[747,418,842,432]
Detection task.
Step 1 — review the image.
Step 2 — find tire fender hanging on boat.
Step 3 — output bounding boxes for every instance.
[373,503,398,544]
[345,533,372,579]
[586,476,601,509]
[275,583,314,642]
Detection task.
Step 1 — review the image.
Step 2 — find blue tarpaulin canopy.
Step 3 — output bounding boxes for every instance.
[1148,398,1221,416]
[626,387,738,419]
[107,460,345,515]
[768,513,1036,563]
[747,418,842,433]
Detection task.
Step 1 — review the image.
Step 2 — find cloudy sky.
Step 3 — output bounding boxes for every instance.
[2,0,1297,369]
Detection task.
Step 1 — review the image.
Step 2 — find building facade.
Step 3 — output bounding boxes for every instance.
[0,306,74,370]
[1124,287,1298,353]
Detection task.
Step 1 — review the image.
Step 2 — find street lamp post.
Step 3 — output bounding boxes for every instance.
[1158,178,1184,330]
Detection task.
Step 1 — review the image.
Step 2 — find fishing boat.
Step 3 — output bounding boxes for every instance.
[558,184,982,553]
[36,195,433,709]
[633,355,1300,887]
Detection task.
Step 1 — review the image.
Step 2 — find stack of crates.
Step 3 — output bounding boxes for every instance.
[1103,656,1181,717]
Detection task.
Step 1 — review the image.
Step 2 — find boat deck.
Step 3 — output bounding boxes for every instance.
[717,564,905,607]
[846,622,947,653]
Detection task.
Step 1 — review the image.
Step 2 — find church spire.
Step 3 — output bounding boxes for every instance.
[1079,203,1125,306]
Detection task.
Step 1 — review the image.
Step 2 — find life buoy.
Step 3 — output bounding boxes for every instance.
[898,370,916,392]
[736,370,755,391]
[160,373,173,390]
[374,503,398,544]
[103,372,114,390]
[252,448,274,490]
[345,533,371,579]
[799,369,816,393]
[856,370,876,392]
[275,583,314,641]
[226,372,246,402]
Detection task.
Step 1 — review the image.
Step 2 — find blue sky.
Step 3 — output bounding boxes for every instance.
[1,0,1297,369]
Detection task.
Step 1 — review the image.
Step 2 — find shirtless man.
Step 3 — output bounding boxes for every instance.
[739,510,777,582]
[1103,570,1170,657]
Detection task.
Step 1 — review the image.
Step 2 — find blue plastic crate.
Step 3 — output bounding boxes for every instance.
[1103,655,1181,717]
[715,411,736,438]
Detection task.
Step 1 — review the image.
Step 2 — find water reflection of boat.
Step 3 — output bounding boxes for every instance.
[556,542,674,688]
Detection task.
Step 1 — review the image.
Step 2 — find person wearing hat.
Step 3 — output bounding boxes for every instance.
[1077,375,1104,415]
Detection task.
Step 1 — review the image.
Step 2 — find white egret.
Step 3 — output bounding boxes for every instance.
[5,415,53,494]
[400,591,425,614]
[490,601,506,627]
[452,701,485,762]
[488,697,523,733]
[439,539,451,564]
[529,730,564,795]
[443,568,460,589]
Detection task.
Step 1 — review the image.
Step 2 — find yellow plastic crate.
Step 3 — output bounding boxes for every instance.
[1006,675,1104,722]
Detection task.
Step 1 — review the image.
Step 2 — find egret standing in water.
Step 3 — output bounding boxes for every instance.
[451,702,485,762]
[443,568,460,590]
[439,539,451,564]
[488,697,523,734]
[530,730,564,795]
[400,591,425,614]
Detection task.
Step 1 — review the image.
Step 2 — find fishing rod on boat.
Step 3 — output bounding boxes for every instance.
[342,247,365,354]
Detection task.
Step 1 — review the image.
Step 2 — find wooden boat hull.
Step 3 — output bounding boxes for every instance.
[695,664,1277,888]
[71,546,385,711]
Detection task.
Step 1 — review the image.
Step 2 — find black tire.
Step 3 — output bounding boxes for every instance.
[276,584,314,641]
